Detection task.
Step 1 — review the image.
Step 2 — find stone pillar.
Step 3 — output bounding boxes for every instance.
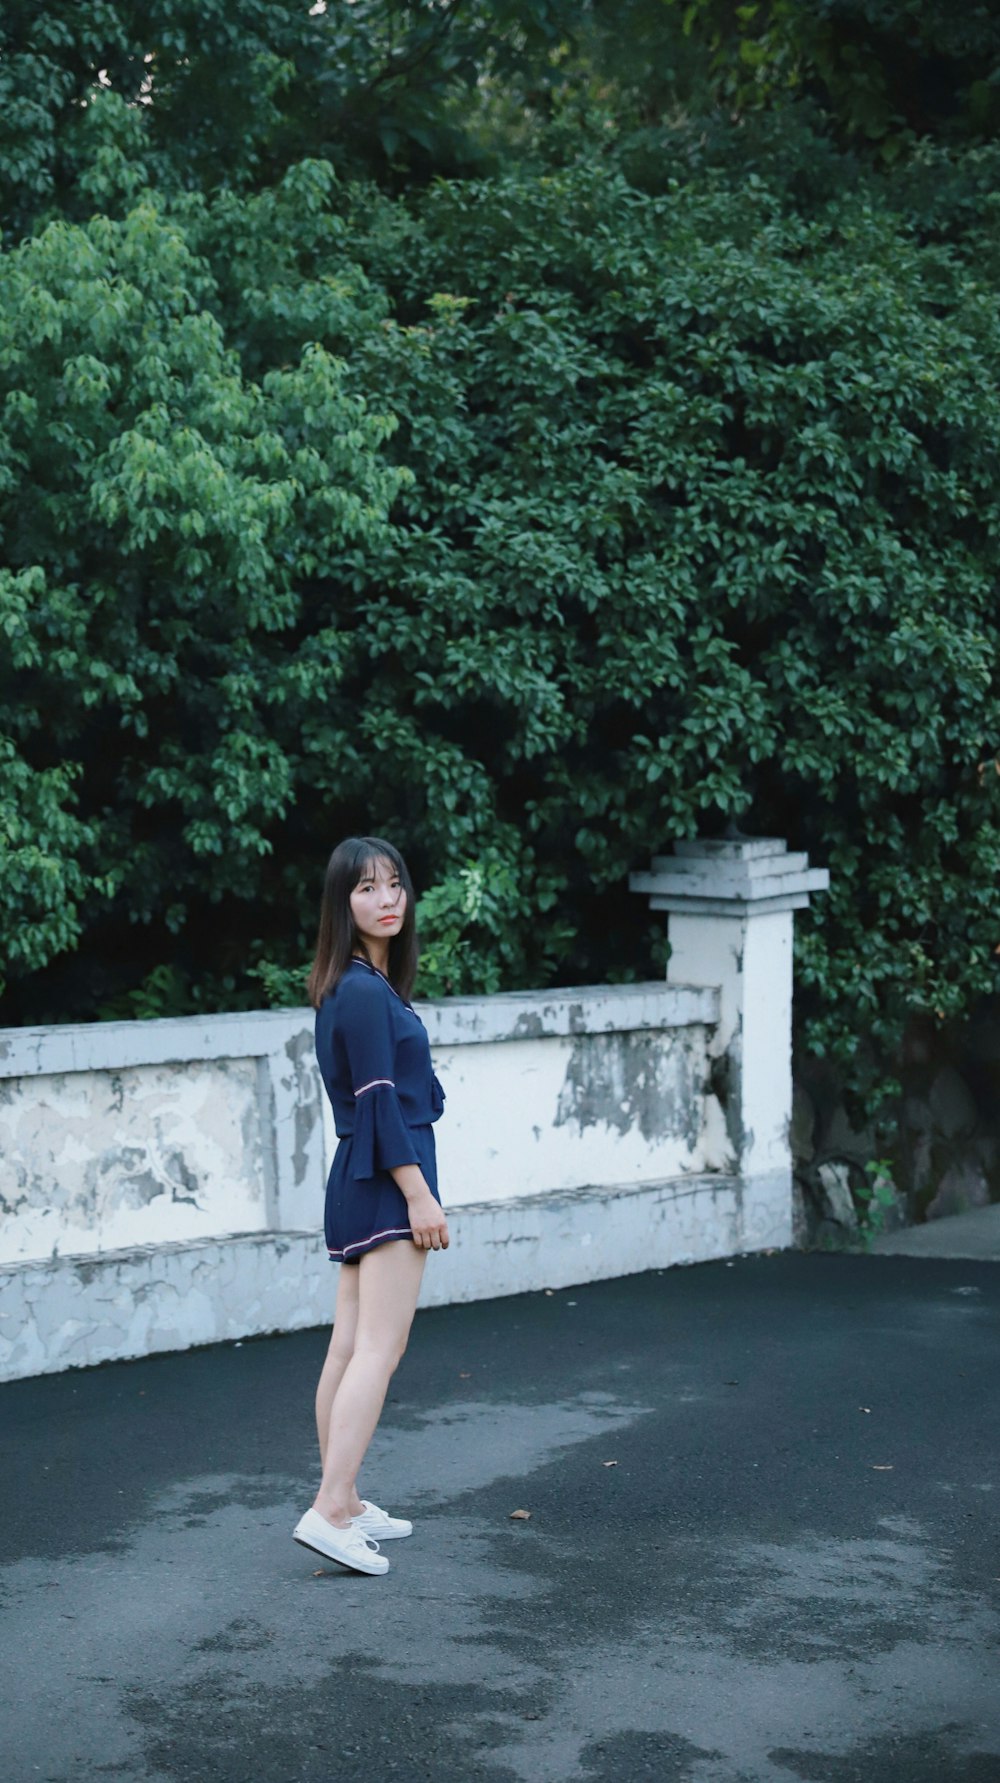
[630,839,829,1250]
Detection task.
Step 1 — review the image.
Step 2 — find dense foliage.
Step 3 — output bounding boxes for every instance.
[5,1,1000,235]
[3,2,1000,1110]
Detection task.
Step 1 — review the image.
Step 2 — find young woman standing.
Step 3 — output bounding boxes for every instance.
[293,836,449,1576]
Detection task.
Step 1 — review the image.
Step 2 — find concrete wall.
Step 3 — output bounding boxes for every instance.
[0,1010,325,1260]
[1,837,829,1380]
[0,979,780,1381]
[426,984,730,1206]
[0,1056,267,1264]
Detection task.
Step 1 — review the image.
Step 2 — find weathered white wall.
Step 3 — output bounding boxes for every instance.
[432,1027,731,1206]
[1,984,721,1262]
[0,836,831,1382]
[663,908,793,1183]
[1,828,834,1386]
[0,980,766,1379]
[631,834,830,1276]
[0,1057,266,1264]
[0,1010,325,1264]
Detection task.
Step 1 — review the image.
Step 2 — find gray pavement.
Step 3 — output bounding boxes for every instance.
[2,1251,999,1783]
[871,1204,1000,1261]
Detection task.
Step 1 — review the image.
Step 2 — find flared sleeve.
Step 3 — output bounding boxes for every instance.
[351,1082,419,1180]
[338,973,421,1182]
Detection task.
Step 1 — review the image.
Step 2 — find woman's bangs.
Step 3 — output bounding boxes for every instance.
[352,839,404,888]
[353,854,395,888]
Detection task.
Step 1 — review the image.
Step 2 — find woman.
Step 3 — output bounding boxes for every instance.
[293,836,449,1576]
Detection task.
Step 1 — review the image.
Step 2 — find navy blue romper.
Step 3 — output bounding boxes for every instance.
[315,959,445,1263]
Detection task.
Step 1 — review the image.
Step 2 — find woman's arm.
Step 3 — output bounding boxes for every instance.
[339,976,449,1249]
[390,1164,450,1251]
[337,974,421,1178]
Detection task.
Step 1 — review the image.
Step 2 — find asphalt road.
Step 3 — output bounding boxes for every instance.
[2,1252,999,1783]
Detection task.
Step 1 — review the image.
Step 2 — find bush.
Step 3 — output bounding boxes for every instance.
[0,182,406,1015]
[3,157,1000,1112]
[340,166,1000,1098]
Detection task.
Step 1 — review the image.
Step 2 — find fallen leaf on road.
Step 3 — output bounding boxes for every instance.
[602,1460,618,1468]
[509,1508,532,1520]
[860,1407,871,1413]
[872,1465,894,1471]
[544,1289,554,1297]
[459,1372,471,1378]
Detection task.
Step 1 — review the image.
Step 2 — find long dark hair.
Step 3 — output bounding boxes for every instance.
[307,836,419,1007]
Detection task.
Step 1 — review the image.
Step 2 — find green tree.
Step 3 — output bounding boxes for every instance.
[0,174,406,1012]
[5,5,1000,1114]
[334,167,1000,1096]
[660,1,1000,152]
[0,0,585,240]
[6,156,1000,1115]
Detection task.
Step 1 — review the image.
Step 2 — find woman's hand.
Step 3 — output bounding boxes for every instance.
[390,1165,450,1251]
[408,1191,450,1252]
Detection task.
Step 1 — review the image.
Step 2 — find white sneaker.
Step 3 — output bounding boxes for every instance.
[293,1507,389,1574]
[352,1499,413,1540]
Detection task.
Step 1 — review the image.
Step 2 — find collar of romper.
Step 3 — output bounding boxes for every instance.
[349,955,412,1008]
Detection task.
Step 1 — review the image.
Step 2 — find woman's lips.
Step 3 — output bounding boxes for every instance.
[378,914,400,924]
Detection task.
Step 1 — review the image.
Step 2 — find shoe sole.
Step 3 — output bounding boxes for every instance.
[293,1532,389,1576]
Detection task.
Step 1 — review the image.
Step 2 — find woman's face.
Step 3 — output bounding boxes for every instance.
[350,856,406,950]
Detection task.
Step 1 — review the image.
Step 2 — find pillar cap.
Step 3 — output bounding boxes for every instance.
[630,837,829,917]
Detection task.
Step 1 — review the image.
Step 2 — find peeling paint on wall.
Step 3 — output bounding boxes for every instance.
[554,1030,705,1150]
[0,1058,265,1265]
[0,974,803,1379]
[284,1029,321,1189]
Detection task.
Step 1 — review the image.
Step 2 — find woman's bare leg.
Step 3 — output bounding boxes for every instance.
[313,1241,427,1527]
[315,1263,361,1469]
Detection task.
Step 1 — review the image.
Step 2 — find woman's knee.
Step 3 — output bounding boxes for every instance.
[327,1330,355,1369]
[355,1333,408,1375]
